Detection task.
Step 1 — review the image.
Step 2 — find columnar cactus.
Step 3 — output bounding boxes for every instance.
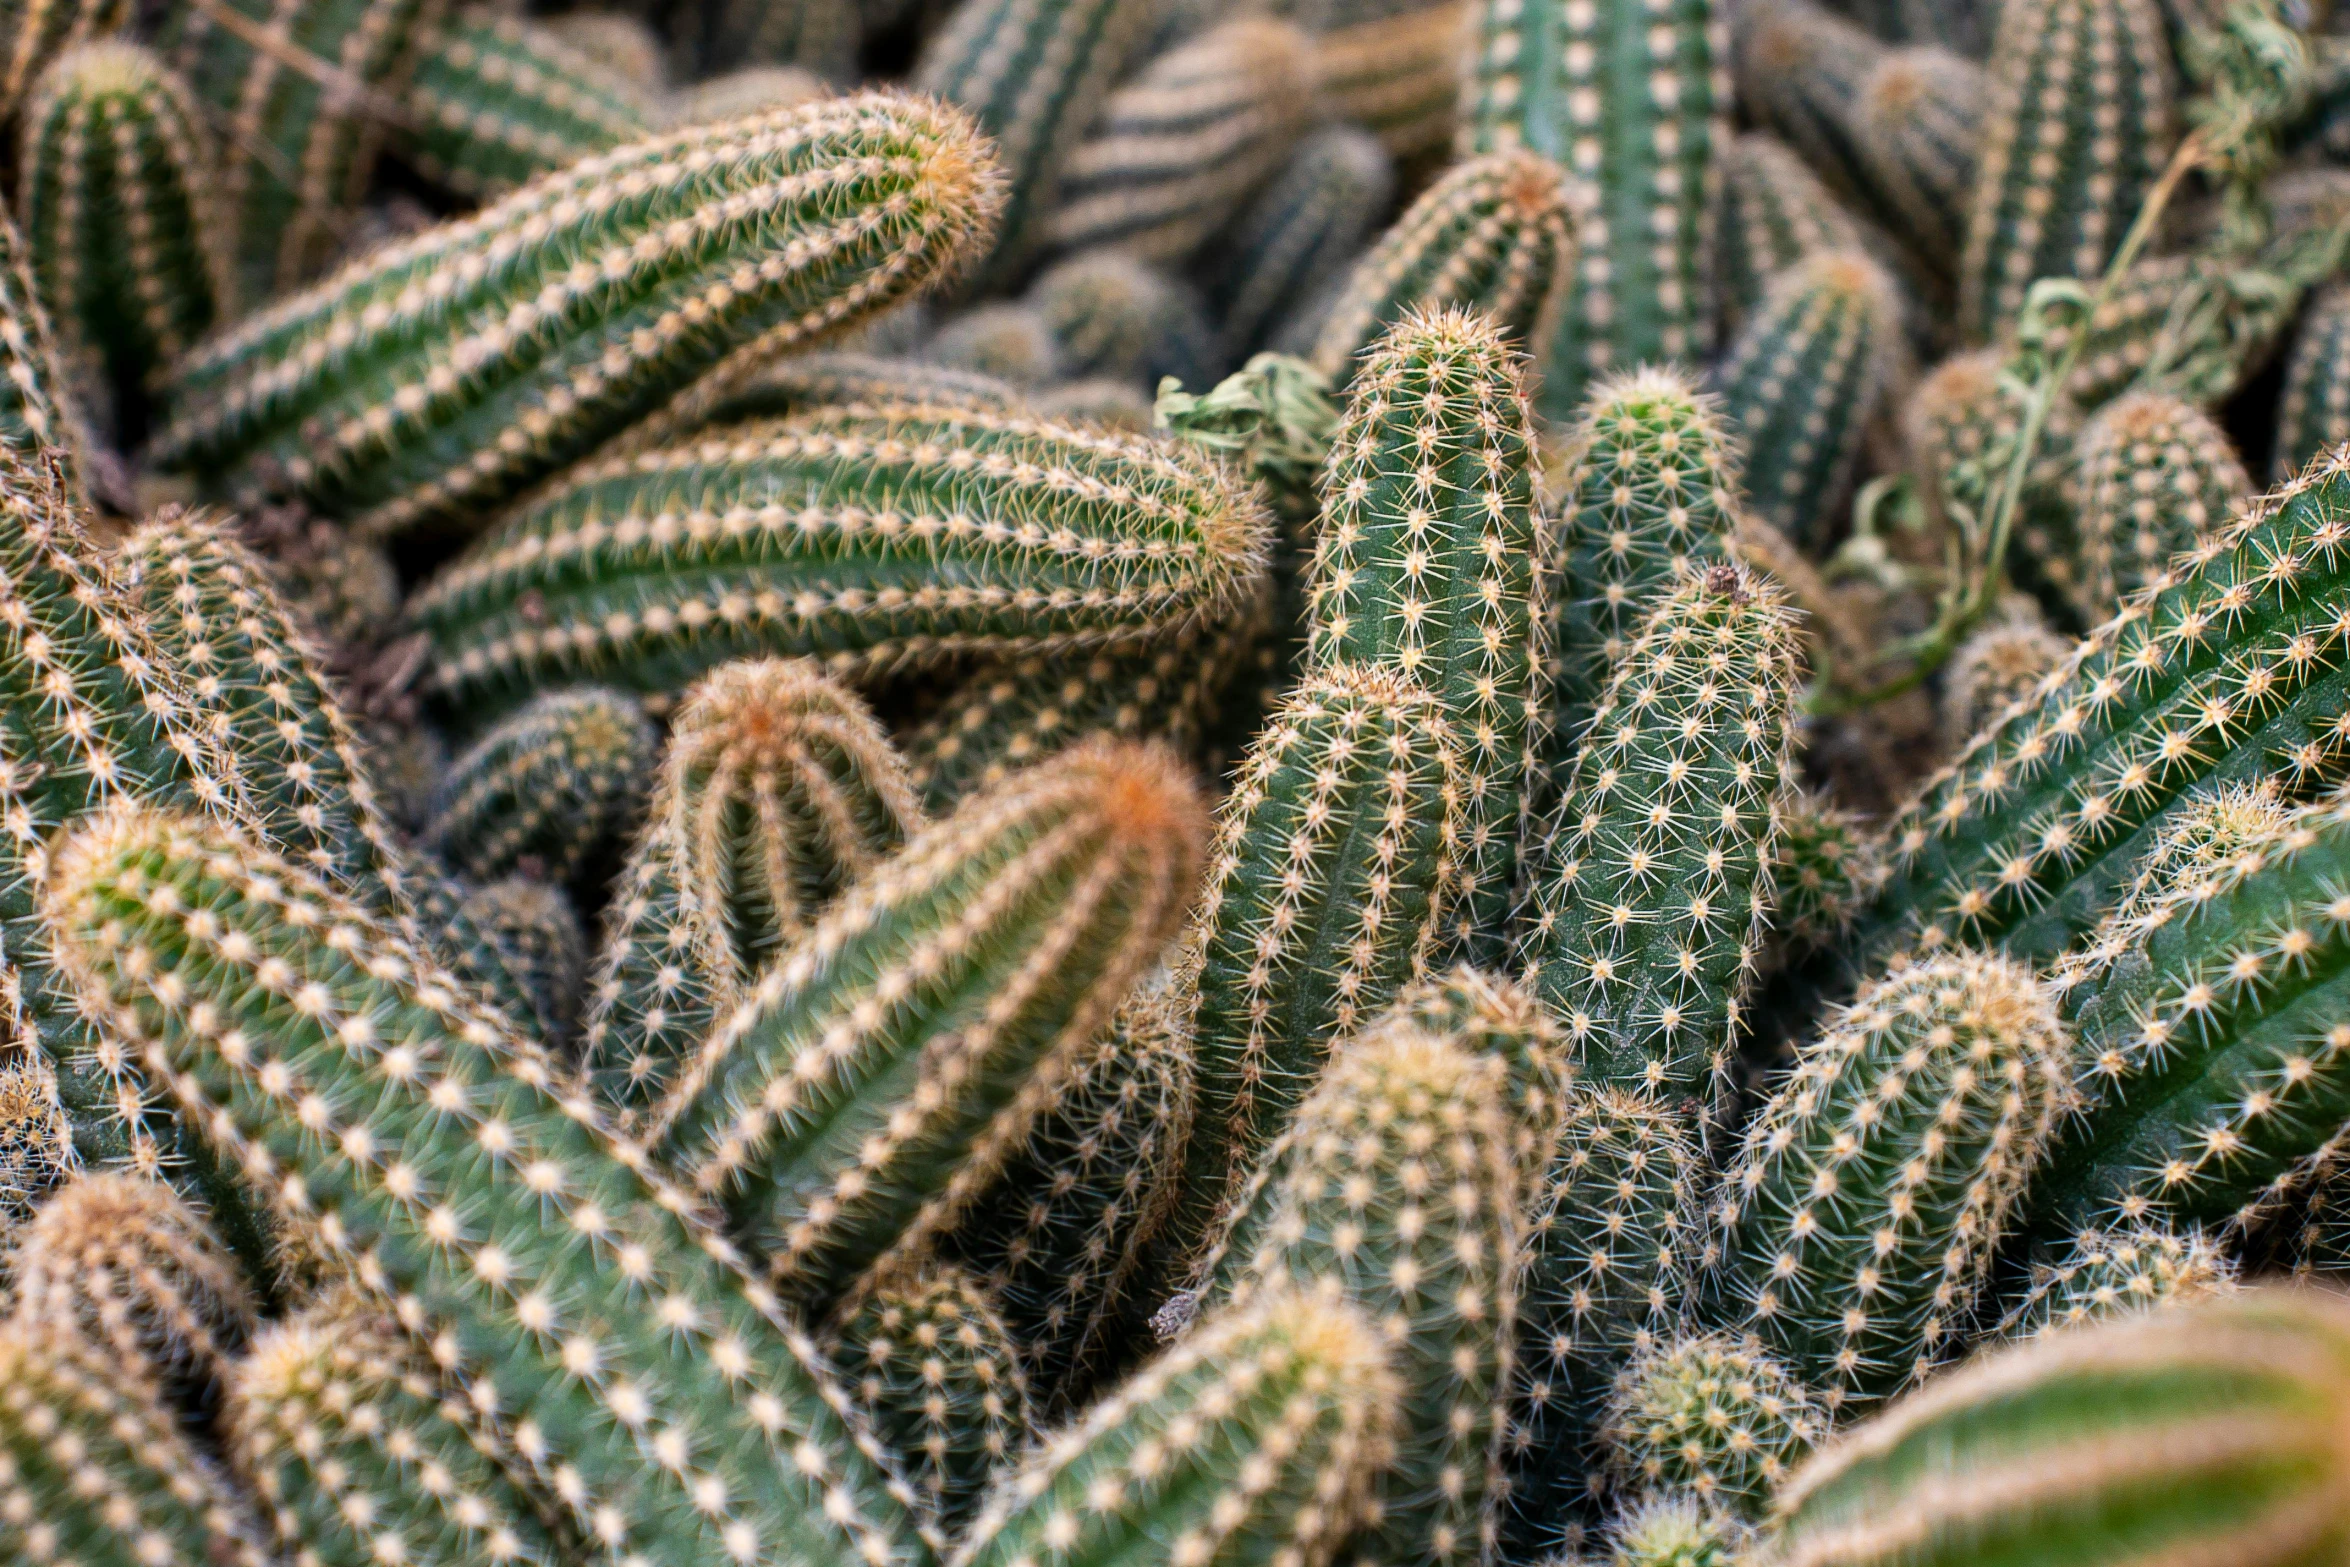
[1939,609,2069,751]
[1766,794,1882,966]
[1304,0,1464,157]
[455,879,586,1042]
[1700,951,2072,1417]
[1996,1222,2238,1340]
[0,0,123,122]
[406,855,575,1045]
[1208,124,1395,362]
[2054,250,2297,413]
[0,1059,69,1231]
[229,1287,564,1567]
[656,351,1022,435]
[406,401,1271,726]
[2066,391,2249,622]
[152,91,1007,542]
[421,685,657,886]
[397,7,653,200]
[923,303,1063,386]
[1901,347,2081,576]
[644,740,1208,1308]
[1714,133,1868,337]
[1027,249,1216,391]
[951,1288,1398,1567]
[1386,964,1574,1178]
[1853,47,1986,263]
[541,10,663,88]
[1771,1289,2350,1567]
[1305,149,1576,389]
[583,657,923,1121]
[659,63,825,124]
[1732,0,1888,208]
[1520,564,1802,1101]
[17,41,232,421]
[43,805,930,1567]
[1605,1334,1824,1523]
[2273,281,2350,483]
[0,206,84,493]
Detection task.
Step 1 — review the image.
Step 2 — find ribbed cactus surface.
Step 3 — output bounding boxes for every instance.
[1606,1334,1823,1522]
[398,8,653,199]
[2274,281,2350,483]
[2067,392,2248,623]
[1853,46,1984,262]
[0,1060,68,1231]
[1714,133,1868,336]
[1208,125,1394,363]
[422,684,657,886]
[0,0,122,122]
[1027,249,1214,391]
[1998,1222,2238,1340]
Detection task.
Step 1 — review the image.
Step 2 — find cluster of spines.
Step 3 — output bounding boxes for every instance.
[1608,1497,1751,1567]
[1767,793,1882,965]
[403,853,575,1044]
[2273,281,2350,483]
[0,1057,68,1232]
[421,685,657,886]
[0,0,124,121]
[396,7,654,200]
[1996,1221,2239,1341]
[0,206,85,491]
[1714,132,1868,337]
[1604,1333,1824,1523]
[1026,248,1216,392]
[2065,391,2249,623]
[1205,124,1395,363]
[1383,963,1575,1182]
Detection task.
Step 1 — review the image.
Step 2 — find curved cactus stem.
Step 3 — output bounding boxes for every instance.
[422,685,657,886]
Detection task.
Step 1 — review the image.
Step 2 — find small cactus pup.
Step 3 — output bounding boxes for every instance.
[16,40,233,433]
[396,7,654,201]
[1700,951,2071,1419]
[1766,794,1883,968]
[1771,1287,2350,1567]
[153,90,1008,544]
[406,399,1271,728]
[826,1267,1032,1532]
[1519,563,1803,1103]
[584,656,923,1124]
[1605,1333,1824,1524]
[0,1315,272,1567]
[1194,1019,1518,1567]
[952,1286,1398,1567]
[646,740,1208,1309]
[1308,304,1545,961]
[2065,391,2250,623]
[0,1058,69,1233]
[1609,1497,1750,1567]
[42,805,930,1567]
[1304,148,1577,390]
[2275,281,2350,483]
[1853,47,1987,266]
[420,685,657,887]
[1207,124,1396,364]
[0,0,125,123]
[228,1286,564,1567]
[1937,605,2069,752]
[1996,1221,2239,1341]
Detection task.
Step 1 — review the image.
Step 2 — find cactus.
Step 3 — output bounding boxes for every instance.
[397,7,653,201]
[1206,125,1395,363]
[2067,390,2249,623]
[1505,1089,1702,1555]
[0,1316,271,1567]
[0,206,86,495]
[1605,1333,1824,1523]
[1853,47,1986,264]
[455,879,586,1044]
[923,303,1064,387]
[1305,0,1463,158]
[43,804,932,1567]
[674,0,858,83]
[1900,348,2085,608]
[656,351,1023,437]
[583,657,923,1121]
[643,739,1207,1308]
[359,720,446,832]
[0,0,124,123]
[1387,963,1574,1178]
[1732,0,1888,212]
[1520,563,1803,1101]
[1701,951,2071,1417]
[539,10,664,89]
[1957,0,2176,346]
[1028,249,1215,392]
[1172,661,1460,1253]
[1767,794,1881,965]
[1715,249,1906,552]
[1041,18,1314,265]
[0,1058,69,1232]
[2051,250,2297,413]
[1609,1499,1749,1567]
[1940,608,2069,751]
[1304,149,1575,389]
[421,686,657,887]
[1307,305,1544,960]
[1037,377,1154,429]
[1459,0,1722,418]
[2273,280,2350,484]
[258,517,401,649]
[1997,1222,2239,1340]
[404,854,572,1045]
[229,1287,564,1567]
[17,41,232,425]
[828,1268,1032,1530]
[152,91,1007,543]
[1714,133,1868,338]
[910,0,1152,288]
[659,63,825,125]
[1771,1288,2350,1567]
[953,1287,1397,1567]
[406,400,1272,727]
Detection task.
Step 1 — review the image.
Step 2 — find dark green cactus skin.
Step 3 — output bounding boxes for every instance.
[406,402,1271,729]
[1996,1221,2237,1341]
[649,351,1022,438]
[2067,391,2249,624]
[1733,0,1889,214]
[1856,451,2350,968]
[2274,282,2350,484]
[0,205,88,498]
[643,740,1207,1310]
[1853,47,1985,264]
[1459,0,1723,417]
[421,685,657,886]
[1767,793,1882,967]
[1957,0,2176,346]
[1520,564,1802,1101]
[2052,251,2298,414]
[455,878,586,1044]
[1308,306,1544,961]
[1716,249,1904,552]
[1206,124,1394,363]
[1700,952,2071,1418]
[1504,1090,1700,1558]
[398,7,653,201]
[152,91,1007,544]
[405,853,573,1045]
[1300,0,1463,158]
[1027,249,1215,391]
[1714,132,1867,339]
[42,806,931,1567]
[1604,1333,1823,1523]
[0,0,125,122]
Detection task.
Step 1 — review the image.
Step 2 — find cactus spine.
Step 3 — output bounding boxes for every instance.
[583,657,923,1122]
[0,207,84,493]
[1605,1333,1824,1523]
[1732,0,1885,208]
[1767,794,1881,966]
[1208,125,1395,363]
[2273,281,2350,483]
[1997,1222,2238,1341]
[0,1058,68,1232]
[1701,952,2071,1417]
[154,91,1007,542]
[1611,1498,1749,1567]
[397,7,653,200]
[2067,391,2249,623]
[421,685,657,886]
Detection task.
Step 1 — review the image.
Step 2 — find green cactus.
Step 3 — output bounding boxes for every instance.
[2066,390,2249,623]
[406,400,1271,728]
[1308,305,1544,961]
[358,719,446,832]
[651,351,1023,438]
[2074,779,2292,940]
[1304,148,1576,390]
[1770,1288,2350,1567]
[0,1058,69,1233]
[2052,250,2298,414]
[0,0,123,122]
[1900,347,2085,609]
[1605,1333,1824,1524]
[1505,1089,1701,1555]
[1036,377,1154,428]
[1206,125,1395,363]
[1701,951,2071,1418]
[828,1267,1032,1531]
[152,90,1007,544]
[404,854,574,1046]
[1520,563,1803,1101]
[1940,607,2070,751]
[1767,793,1882,967]
[1732,0,1889,213]
[923,303,1064,387]
[2273,280,2350,484]
[1196,1018,1517,1567]
[643,739,1207,1309]
[17,41,232,426]
[455,879,586,1044]
[1459,0,1722,417]
[229,1286,565,1567]
[43,804,932,1567]
[2287,1163,2350,1279]
[0,206,86,496]
[540,10,664,89]
[1028,249,1215,392]
[1386,963,1574,1180]
[953,1287,1397,1567]
[421,685,657,887]
[0,1316,272,1567]
[1853,47,1985,264]
[259,517,401,649]
[1714,133,1869,339]
[397,7,653,201]
[1957,0,2176,346]
[1997,1221,2239,1341]
[1304,0,1463,158]
[1716,249,1906,552]
[583,657,923,1122]
[1609,1499,1750,1567]
[674,0,858,82]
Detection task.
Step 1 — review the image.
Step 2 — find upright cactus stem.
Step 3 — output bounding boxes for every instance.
[0,205,84,494]
[1605,1333,1823,1524]
[1701,952,2071,1418]
[1853,47,1986,264]
[397,7,654,200]
[1520,563,1802,1102]
[2277,283,2350,483]
[154,91,1007,543]
[1997,1222,2238,1341]
[1713,133,1867,337]
[1732,0,1886,211]
[456,878,587,1043]
[1207,125,1395,363]
[1767,794,1882,966]
[1026,249,1215,392]
[2068,392,2248,623]
[421,685,658,886]
[1940,609,2069,751]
